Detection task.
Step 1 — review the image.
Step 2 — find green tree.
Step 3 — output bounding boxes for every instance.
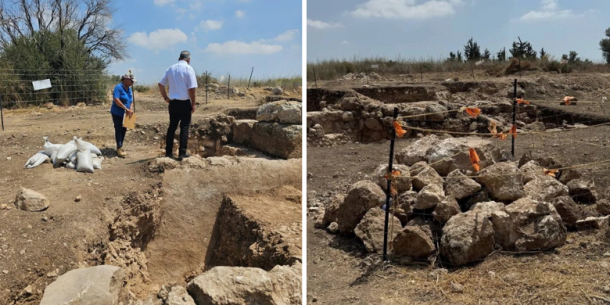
[509,37,537,59]
[464,37,481,61]
[496,47,506,62]
[483,49,491,60]
[600,28,610,64]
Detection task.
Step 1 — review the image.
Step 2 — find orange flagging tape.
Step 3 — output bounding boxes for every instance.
[469,148,480,172]
[516,98,530,105]
[544,168,559,177]
[465,107,481,118]
[510,125,517,138]
[393,120,407,138]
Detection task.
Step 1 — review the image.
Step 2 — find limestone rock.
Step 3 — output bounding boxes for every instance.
[567,179,597,204]
[40,265,126,305]
[504,198,566,251]
[14,188,49,212]
[355,208,402,253]
[477,162,525,202]
[187,264,301,305]
[432,196,461,224]
[445,170,482,200]
[396,135,440,166]
[551,196,581,226]
[336,180,385,233]
[524,176,569,202]
[393,226,436,259]
[440,211,495,266]
[427,137,503,176]
[412,164,443,191]
[414,184,445,210]
[372,164,412,193]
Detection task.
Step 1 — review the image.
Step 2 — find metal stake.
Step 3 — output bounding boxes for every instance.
[512,79,517,157]
[247,67,254,89]
[382,107,399,261]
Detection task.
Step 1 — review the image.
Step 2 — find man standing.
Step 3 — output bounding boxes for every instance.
[158,51,198,161]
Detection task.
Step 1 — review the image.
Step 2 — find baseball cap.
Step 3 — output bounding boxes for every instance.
[121,74,137,83]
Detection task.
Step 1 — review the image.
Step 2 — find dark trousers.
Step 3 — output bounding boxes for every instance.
[166,99,192,156]
[112,114,127,148]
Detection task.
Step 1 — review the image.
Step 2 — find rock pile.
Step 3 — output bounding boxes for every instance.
[318,135,608,266]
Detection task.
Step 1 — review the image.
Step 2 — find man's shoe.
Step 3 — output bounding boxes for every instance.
[177,153,190,161]
[165,153,173,159]
[117,148,127,158]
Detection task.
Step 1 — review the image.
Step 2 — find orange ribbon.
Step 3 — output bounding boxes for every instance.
[393,120,407,138]
[469,148,480,172]
[465,107,481,118]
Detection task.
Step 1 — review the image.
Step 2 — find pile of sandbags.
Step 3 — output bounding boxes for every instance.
[24,136,103,173]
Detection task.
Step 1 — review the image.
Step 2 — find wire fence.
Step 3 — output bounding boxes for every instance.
[0,68,114,108]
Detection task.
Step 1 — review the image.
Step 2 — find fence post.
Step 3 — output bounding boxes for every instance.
[364,67,369,85]
[227,74,231,99]
[382,107,399,262]
[471,62,475,80]
[205,71,208,105]
[0,90,4,131]
[512,79,517,157]
[247,67,254,89]
[420,64,423,82]
[313,67,318,88]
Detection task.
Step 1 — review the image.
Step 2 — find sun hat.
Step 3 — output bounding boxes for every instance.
[121,73,137,83]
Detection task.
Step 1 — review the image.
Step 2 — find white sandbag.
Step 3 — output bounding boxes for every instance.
[76,138,102,155]
[92,158,102,170]
[24,151,50,169]
[51,150,60,168]
[69,151,77,164]
[56,137,78,163]
[42,137,61,156]
[66,162,75,169]
[76,150,94,173]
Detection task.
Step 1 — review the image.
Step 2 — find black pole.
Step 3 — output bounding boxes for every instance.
[205,71,208,105]
[512,79,517,157]
[382,107,399,262]
[247,67,254,89]
[313,67,318,88]
[227,74,231,99]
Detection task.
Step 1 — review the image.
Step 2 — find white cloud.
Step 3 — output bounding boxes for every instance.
[339,40,350,45]
[274,29,299,42]
[196,20,223,31]
[350,0,464,19]
[189,1,203,11]
[307,19,344,30]
[517,0,593,21]
[154,0,174,6]
[204,41,283,54]
[236,10,245,18]
[541,0,557,11]
[128,28,188,50]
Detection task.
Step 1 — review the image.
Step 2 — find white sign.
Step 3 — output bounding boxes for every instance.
[32,79,52,91]
[371,64,379,69]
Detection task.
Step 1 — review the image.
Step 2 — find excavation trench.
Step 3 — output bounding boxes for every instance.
[103,156,302,299]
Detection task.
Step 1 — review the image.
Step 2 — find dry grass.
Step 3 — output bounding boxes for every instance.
[307,56,610,82]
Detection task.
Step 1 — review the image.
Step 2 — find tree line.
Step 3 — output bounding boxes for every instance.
[447,29,610,65]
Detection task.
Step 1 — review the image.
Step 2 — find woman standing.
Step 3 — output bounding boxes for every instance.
[110,74,136,158]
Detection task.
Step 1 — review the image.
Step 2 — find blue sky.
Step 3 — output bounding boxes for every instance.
[109,0,302,84]
[307,0,610,63]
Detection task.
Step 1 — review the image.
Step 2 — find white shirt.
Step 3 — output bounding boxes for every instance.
[159,61,198,100]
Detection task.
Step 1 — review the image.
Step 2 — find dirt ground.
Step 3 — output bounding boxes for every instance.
[307,72,610,305]
[0,86,301,304]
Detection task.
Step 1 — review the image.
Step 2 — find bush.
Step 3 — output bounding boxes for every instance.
[133,85,150,93]
[504,58,533,75]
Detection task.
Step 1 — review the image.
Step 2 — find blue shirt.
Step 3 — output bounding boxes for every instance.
[110,83,133,116]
